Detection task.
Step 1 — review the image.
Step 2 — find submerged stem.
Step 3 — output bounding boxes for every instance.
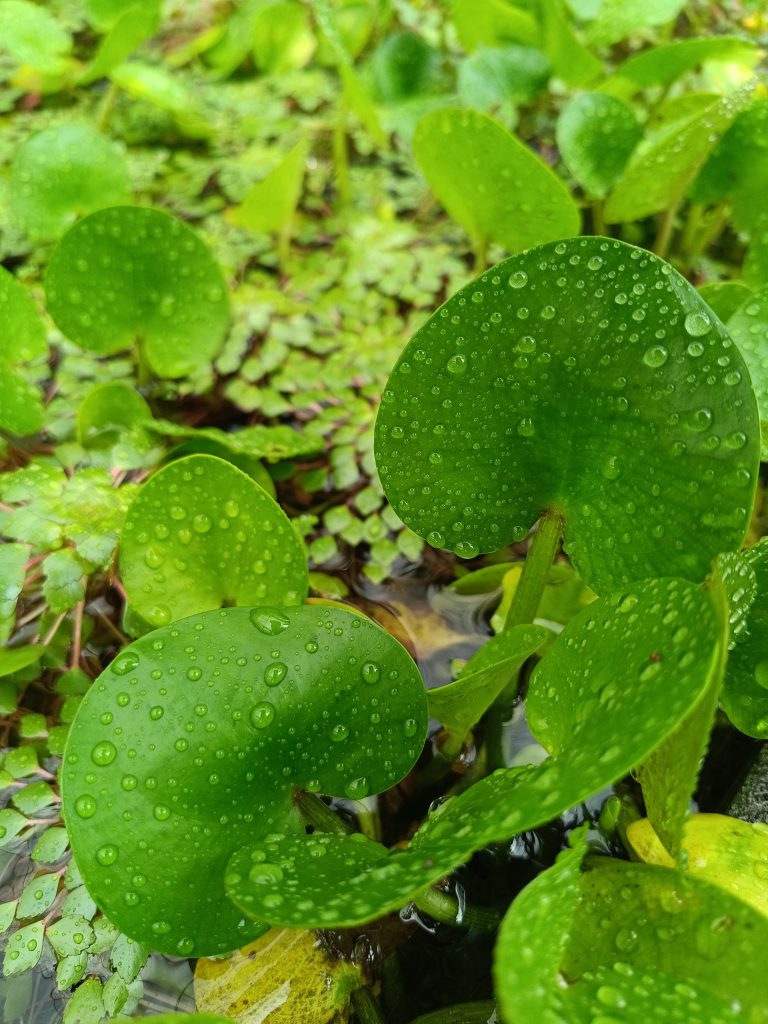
[413,886,501,931]
[504,511,562,629]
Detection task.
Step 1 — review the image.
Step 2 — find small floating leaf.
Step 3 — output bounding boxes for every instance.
[375,237,760,594]
[556,92,641,199]
[45,206,229,378]
[120,454,308,626]
[413,108,580,255]
[62,605,427,955]
[10,124,131,240]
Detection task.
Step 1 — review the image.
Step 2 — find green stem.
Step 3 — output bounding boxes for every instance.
[356,797,382,842]
[407,1002,497,1024]
[96,80,120,133]
[334,98,350,204]
[591,200,606,237]
[653,201,679,260]
[504,511,562,630]
[294,790,353,834]
[680,202,704,258]
[693,201,730,257]
[413,887,501,931]
[473,236,488,272]
[351,986,386,1024]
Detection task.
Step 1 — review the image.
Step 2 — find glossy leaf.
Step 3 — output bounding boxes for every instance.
[0,0,71,74]
[556,92,641,199]
[10,124,131,240]
[195,928,361,1023]
[718,539,768,737]
[0,643,42,678]
[252,2,315,73]
[413,109,580,255]
[375,237,760,594]
[495,855,768,1021]
[227,138,308,236]
[727,289,768,460]
[697,280,752,323]
[452,0,539,51]
[120,454,308,627]
[613,36,761,90]
[61,605,427,955]
[45,207,230,378]
[628,813,768,918]
[428,624,547,744]
[2,921,45,976]
[228,578,722,929]
[0,266,48,436]
[605,88,748,223]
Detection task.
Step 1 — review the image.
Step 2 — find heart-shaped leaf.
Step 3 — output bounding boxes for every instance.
[495,851,768,1021]
[0,266,48,436]
[61,605,427,955]
[227,577,723,930]
[119,454,308,627]
[427,624,548,747]
[45,206,229,378]
[556,92,641,199]
[718,539,768,737]
[10,124,131,240]
[628,813,768,918]
[727,289,768,459]
[605,87,748,223]
[375,237,760,595]
[413,109,580,257]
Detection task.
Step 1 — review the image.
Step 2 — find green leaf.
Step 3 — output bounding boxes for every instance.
[10,124,131,240]
[17,872,60,918]
[119,454,308,626]
[585,0,686,47]
[61,605,427,955]
[12,781,57,815]
[83,0,157,31]
[252,2,315,73]
[605,87,749,224]
[697,280,752,323]
[227,578,722,930]
[47,915,95,957]
[110,933,149,983]
[5,746,38,779]
[413,108,580,254]
[744,229,768,288]
[428,624,547,745]
[102,972,129,1017]
[110,61,210,137]
[375,237,760,595]
[452,0,539,51]
[0,646,43,678]
[371,32,441,104]
[0,0,71,74]
[494,855,768,1021]
[556,92,641,199]
[45,207,230,379]
[613,36,761,91]
[628,813,768,918]
[0,809,27,846]
[0,267,48,436]
[457,45,549,116]
[539,0,602,87]
[2,920,45,976]
[77,381,154,454]
[636,572,728,859]
[227,137,308,236]
[63,978,105,1024]
[43,549,86,615]
[148,418,322,462]
[0,901,17,932]
[727,289,768,460]
[80,3,162,84]
[31,826,70,864]
[0,543,27,643]
[718,539,768,738]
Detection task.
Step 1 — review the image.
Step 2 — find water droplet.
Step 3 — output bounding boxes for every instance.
[74,795,96,818]
[345,776,370,799]
[193,514,212,534]
[516,417,535,437]
[250,701,276,729]
[455,540,479,559]
[186,667,203,682]
[404,718,418,738]
[361,662,381,685]
[684,311,712,337]
[427,531,445,547]
[446,353,468,376]
[111,652,139,676]
[249,862,284,884]
[149,706,164,720]
[642,345,668,368]
[121,774,138,790]
[91,741,117,766]
[153,804,171,821]
[96,844,119,866]
[250,608,290,635]
[508,271,528,289]
[330,723,350,742]
[264,662,287,686]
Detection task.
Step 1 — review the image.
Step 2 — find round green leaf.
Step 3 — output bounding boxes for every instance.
[719,539,768,738]
[252,2,315,74]
[697,280,752,324]
[120,454,308,627]
[227,577,722,930]
[77,381,153,451]
[727,288,768,460]
[10,124,131,241]
[45,206,229,378]
[0,266,48,436]
[375,237,760,594]
[556,92,641,199]
[371,32,441,104]
[413,108,580,254]
[0,0,71,74]
[458,45,550,115]
[61,605,427,955]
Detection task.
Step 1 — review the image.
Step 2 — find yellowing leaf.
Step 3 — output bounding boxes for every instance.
[194,928,361,1024]
[627,813,768,917]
